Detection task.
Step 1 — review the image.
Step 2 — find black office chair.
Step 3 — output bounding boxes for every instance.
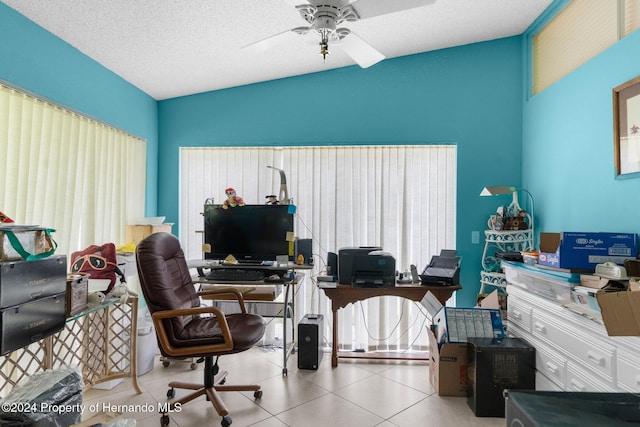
[136,232,266,427]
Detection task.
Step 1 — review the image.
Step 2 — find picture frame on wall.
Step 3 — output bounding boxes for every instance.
[613,75,640,177]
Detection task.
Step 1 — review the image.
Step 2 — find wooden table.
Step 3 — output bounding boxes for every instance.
[320,284,461,367]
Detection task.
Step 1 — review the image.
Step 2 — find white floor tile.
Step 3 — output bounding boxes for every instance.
[78,348,507,427]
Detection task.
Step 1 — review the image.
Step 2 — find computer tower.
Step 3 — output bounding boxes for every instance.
[467,337,536,417]
[297,314,323,370]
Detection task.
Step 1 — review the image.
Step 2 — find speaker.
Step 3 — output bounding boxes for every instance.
[297,314,323,370]
[295,238,313,265]
[327,251,338,280]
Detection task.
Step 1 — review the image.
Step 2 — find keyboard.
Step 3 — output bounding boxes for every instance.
[205,268,266,282]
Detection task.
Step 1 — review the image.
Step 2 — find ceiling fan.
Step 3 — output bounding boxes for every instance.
[244,0,437,68]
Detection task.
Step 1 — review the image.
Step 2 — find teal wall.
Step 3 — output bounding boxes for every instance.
[158,37,525,307]
[522,8,640,238]
[0,3,159,214]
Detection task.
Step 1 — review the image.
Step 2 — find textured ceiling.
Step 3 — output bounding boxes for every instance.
[1,0,553,100]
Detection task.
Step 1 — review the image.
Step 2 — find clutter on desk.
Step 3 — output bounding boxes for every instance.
[0,365,83,426]
[419,249,460,286]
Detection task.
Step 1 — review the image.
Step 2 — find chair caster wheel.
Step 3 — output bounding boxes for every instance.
[282,368,288,376]
[166,388,175,399]
[221,415,232,427]
[160,414,170,426]
[190,362,197,370]
[162,360,170,367]
[219,378,226,385]
[254,390,263,399]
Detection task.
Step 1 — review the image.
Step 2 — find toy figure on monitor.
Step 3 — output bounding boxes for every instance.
[222,187,245,209]
[265,195,279,205]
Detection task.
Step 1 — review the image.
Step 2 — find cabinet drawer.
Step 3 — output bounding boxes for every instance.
[566,361,611,392]
[536,371,563,391]
[508,298,532,333]
[617,354,640,392]
[531,312,615,383]
[535,341,567,389]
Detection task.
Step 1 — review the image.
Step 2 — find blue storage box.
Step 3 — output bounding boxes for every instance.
[538,232,638,270]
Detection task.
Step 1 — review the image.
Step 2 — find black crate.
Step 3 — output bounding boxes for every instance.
[0,292,66,355]
[0,256,67,308]
[467,337,536,417]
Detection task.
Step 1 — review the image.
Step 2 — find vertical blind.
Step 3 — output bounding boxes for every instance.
[0,83,146,256]
[180,145,456,351]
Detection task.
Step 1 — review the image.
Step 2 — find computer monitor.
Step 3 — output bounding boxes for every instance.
[203,204,294,263]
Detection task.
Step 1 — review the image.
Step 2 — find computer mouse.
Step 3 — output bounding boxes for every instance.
[268,274,281,280]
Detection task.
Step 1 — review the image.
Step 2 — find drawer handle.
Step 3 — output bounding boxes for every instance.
[570,378,587,392]
[587,351,605,367]
[534,322,547,334]
[571,378,587,391]
[545,361,559,376]
[511,310,522,320]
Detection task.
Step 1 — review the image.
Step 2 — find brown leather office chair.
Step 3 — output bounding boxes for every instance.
[136,232,266,427]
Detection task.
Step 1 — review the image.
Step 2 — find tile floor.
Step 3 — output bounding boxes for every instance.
[82,347,505,427]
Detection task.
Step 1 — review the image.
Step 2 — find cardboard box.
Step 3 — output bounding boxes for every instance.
[538,232,638,270]
[596,281,640,336]
[428,327,469,396]
[125,224,172,245]
[432,307,504,343]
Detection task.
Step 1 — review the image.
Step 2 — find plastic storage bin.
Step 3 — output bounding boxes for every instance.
[503,261,579,303]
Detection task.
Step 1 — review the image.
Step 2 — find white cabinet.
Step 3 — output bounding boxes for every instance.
[505,262,640,392]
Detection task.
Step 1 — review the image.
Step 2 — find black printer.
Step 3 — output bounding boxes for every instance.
[420,249,461,286]
[338,246,395,287]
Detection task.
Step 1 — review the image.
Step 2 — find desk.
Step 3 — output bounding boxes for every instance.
[320,284,461,367]
[189,260,312,375]
[0,297,140,397]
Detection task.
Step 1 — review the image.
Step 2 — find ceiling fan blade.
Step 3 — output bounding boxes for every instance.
[339,32,385,68]
[242,29,303,52]
[349,0,436,20]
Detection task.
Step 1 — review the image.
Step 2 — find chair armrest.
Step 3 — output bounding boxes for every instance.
[151,306,234,357]
[198,286,249,313]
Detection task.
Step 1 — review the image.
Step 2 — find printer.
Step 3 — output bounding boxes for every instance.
[420,249,461,286]
[338,246,395,287]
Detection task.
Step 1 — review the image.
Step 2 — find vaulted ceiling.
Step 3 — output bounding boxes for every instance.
[1,0,553,100]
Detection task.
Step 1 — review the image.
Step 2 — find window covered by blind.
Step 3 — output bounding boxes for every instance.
[0,83,146,255]
[626,0,640,35]
[533,0,618,94]
[180,145,456,352]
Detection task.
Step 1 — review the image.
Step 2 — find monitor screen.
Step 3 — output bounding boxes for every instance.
[203,204,294,263]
